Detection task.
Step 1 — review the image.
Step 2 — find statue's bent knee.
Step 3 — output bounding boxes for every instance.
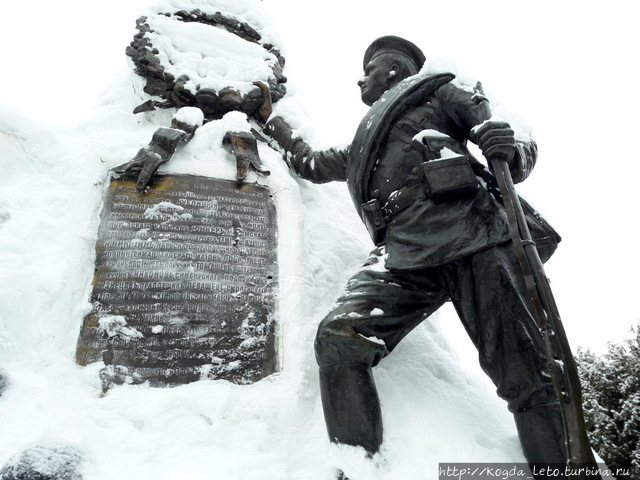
[314,315,388,368]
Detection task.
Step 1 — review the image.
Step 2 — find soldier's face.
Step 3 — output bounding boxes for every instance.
[358,56,392,106]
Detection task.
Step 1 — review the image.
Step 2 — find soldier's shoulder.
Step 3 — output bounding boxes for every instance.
[435,78,474,97]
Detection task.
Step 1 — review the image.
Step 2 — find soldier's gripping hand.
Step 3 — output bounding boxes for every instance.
[471,120,517,169]
[252,81,273,125]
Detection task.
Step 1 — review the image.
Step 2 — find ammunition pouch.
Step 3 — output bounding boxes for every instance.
[419,155,479,203]
[361,198,387,232]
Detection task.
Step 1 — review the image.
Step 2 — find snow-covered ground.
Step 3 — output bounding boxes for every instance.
[0,0,628,478]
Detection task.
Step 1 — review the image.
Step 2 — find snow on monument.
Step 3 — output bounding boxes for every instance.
[0,1,534,478]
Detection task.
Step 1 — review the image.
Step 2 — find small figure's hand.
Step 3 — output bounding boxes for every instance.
[471,120,516,168]
[252,81,273,124]
[113,123,192,192]
[223,131,270,183]
[113,147,168,192]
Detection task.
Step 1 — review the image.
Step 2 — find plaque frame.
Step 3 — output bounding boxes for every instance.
[76,174,279,390]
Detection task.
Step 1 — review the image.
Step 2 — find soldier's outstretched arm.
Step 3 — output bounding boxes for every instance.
[253,82,348,184]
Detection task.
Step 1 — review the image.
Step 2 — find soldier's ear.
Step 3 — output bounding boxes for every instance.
[387,64,399,79]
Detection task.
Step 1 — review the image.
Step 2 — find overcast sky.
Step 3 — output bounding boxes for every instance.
[1,0,639,352]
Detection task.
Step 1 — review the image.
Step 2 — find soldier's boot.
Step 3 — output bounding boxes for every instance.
[514,403,570,479]
[319,363,383,455]
[515,402,603,479]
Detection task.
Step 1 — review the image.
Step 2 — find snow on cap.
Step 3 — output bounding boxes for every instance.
[363,35,425,71]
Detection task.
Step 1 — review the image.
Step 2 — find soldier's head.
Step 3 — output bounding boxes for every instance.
[358,36,425,106]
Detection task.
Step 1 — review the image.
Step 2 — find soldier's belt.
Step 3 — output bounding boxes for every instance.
[361,184,424,231]
[361,155,479,231]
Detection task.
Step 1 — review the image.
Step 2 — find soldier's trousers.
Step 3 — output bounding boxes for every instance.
[314,242,567,464]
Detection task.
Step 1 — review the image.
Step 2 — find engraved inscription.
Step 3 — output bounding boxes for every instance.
[76,174,278,390]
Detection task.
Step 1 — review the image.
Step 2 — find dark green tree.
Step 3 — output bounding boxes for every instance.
[576,321,640,479]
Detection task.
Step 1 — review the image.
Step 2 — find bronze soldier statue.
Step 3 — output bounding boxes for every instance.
[255,36,600,478]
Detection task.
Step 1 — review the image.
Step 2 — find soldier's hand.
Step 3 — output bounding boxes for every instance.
[252,81,273,124]
[471,120,516,168]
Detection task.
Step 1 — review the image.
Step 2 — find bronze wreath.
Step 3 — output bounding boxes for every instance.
[125,9,287,120]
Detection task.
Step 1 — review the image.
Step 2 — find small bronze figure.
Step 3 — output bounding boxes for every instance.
[255,35,600,478]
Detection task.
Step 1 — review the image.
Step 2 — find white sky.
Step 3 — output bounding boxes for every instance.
[1,0,639,354]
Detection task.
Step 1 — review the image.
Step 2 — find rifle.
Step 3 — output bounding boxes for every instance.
[476,85,601,478]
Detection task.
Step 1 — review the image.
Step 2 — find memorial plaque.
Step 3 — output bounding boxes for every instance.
[76,174,278,390]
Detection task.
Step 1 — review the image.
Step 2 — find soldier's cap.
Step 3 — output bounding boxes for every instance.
[363,35,426,71]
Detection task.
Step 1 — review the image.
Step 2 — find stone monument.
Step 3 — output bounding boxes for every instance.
[75,5,286,391]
